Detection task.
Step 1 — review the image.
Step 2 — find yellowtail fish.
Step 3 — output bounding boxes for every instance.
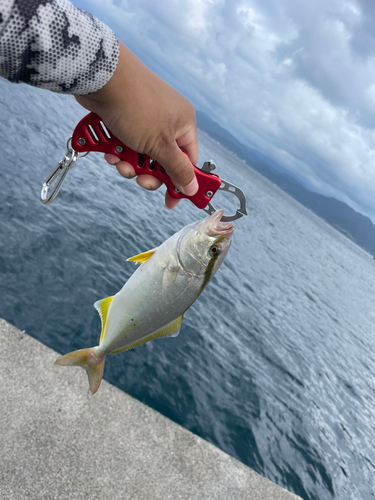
[55,210,234,394]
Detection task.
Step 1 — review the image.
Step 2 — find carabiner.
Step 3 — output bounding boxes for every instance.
[40,145,78,205]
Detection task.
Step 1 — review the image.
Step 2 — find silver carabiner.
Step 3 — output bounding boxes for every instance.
[40,149,77,205]
[40,139,89,205]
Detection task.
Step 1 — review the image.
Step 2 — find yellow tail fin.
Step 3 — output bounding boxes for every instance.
[55,348,106,395]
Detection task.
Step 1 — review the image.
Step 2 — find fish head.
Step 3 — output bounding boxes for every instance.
[177,210,234,278]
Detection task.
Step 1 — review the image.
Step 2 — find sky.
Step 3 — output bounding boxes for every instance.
[74,0,375,222]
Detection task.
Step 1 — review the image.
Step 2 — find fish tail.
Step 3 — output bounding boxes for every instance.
[55,348,106,395]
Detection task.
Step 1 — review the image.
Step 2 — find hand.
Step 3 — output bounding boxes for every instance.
[75,40,198,209]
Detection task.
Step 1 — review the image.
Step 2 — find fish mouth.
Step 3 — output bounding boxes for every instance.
[206,209,234,236]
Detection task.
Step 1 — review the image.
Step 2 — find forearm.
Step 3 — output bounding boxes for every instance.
[0,0,119,94]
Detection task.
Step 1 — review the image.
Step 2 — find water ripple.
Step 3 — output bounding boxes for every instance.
[1,79,375,499]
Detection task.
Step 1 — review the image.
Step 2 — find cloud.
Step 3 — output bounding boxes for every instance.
[74,0,375,221]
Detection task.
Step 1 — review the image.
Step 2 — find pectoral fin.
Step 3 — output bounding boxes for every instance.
[127,247,158,265]
[94,296,114,343]
[110,315,183,354]
[162,264,180,292]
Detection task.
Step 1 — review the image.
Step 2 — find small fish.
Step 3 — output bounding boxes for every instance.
[55,210,234,394]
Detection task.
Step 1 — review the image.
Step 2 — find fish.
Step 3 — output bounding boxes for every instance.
[55,210,234,394]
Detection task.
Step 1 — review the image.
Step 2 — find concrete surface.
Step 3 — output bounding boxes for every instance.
[0,318,301,500]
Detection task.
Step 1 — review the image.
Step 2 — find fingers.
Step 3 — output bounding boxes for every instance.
[156,143,198,196]
[105,153,120,165]
[115,161,137,179]
[105,123,199,207]
[106,154,161,190]
[107,144,198,199]
[176,128,199,166]
[165,190,180,209]
[105,154,137,180]
[136,175,163,191]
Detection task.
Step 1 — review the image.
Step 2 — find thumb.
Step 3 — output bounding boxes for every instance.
[158,144,198,196]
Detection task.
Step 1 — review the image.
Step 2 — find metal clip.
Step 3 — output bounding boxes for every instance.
[40,140,88,205]
[202,178,248,222]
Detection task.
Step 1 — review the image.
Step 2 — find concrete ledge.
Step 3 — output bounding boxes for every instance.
[0,319,301,500]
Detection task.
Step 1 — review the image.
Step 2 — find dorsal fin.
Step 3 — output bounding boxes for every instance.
[93,296,114,343]
[126,247,158,265]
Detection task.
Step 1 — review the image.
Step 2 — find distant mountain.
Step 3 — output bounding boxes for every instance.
[196,111,375,256]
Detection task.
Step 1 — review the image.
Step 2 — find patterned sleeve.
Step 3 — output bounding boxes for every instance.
[0,0,119,94]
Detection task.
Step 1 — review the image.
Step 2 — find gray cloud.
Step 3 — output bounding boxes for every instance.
[350,0,375,57]
[274,0,375,130]
[74,0,375,221]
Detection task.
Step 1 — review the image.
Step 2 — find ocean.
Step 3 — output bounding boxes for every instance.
[1,77,375,500]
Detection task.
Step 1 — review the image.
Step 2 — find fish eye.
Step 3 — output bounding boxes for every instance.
[209,245,220,257]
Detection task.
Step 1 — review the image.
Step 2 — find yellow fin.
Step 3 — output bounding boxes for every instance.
[94,296,114,343]
[110,315,183,354]
[126,247,158,265]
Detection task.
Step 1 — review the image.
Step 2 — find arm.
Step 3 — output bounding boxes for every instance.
[0,0,198,206]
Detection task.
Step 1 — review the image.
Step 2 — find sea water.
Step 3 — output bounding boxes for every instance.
[1,78,375,500]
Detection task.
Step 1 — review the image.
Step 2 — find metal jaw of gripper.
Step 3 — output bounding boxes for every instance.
[199,160,247,222]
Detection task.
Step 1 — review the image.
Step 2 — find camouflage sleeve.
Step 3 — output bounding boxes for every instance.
[0,0,119,94]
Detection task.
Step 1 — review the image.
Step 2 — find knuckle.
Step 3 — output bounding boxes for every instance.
[145,130,172,159]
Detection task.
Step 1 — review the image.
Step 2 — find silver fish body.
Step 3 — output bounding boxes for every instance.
[55,210,234,393]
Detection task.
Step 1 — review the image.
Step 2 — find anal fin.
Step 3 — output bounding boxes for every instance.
[110,315,183,354]
[154,315,183,338]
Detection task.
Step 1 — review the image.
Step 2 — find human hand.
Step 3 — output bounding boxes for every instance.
[75,41,198,209]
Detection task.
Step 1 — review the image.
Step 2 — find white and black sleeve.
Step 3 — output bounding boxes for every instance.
[0,0,119,94]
